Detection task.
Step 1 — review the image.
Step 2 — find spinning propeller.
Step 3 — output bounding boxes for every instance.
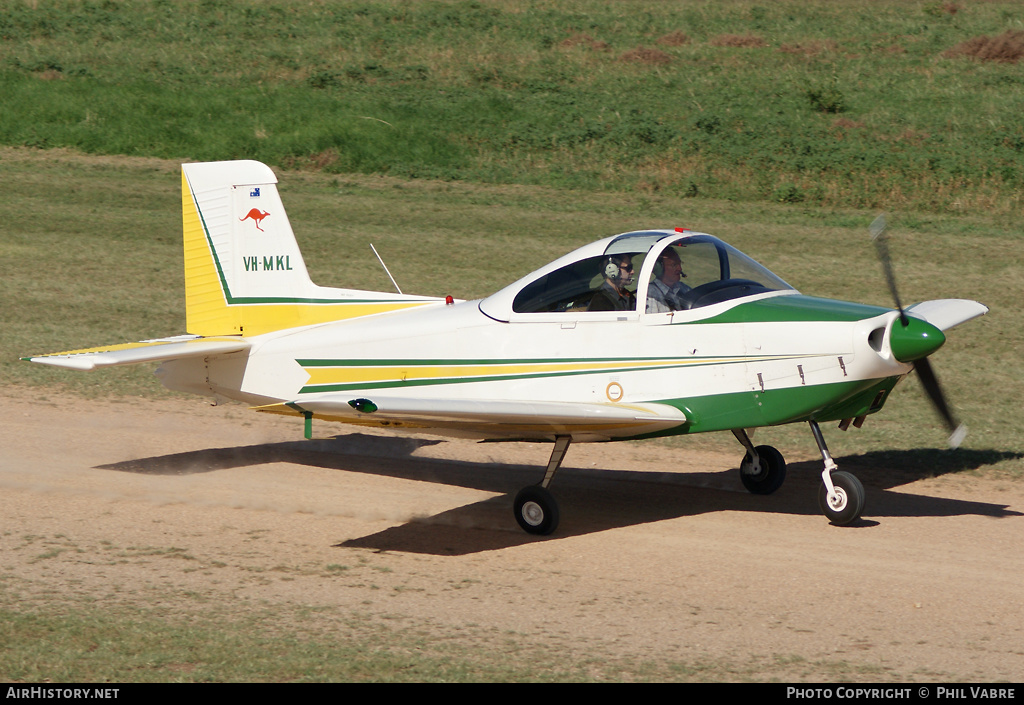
[870,215,967,449]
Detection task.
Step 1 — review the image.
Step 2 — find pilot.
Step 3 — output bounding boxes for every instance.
[646,247,690,313]
[588,254,637,312]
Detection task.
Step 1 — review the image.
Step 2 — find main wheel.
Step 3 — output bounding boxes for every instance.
[514,485,560,536]
[818,471,865,526]
[739,444,787,495]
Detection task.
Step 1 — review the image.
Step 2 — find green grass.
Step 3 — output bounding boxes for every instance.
[2,0,1024,213]
[0,603,559,682]
[0,590,902,682]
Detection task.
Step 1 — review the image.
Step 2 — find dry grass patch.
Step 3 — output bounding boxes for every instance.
[943,30,1024,63]
[878,44,908,56]
[619,46,673,65]
[710,34,768,48]
[778,40,839,56]
[656,31,691,47]
[559,32,610,52]
[829,118,867,138]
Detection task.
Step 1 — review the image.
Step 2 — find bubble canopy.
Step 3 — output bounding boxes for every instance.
[478,230,795,322]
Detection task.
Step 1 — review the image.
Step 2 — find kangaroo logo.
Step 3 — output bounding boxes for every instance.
[240,208,270,232]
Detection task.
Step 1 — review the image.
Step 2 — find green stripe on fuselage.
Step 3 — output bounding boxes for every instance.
[683,295,891,325]
[643,376,902,438]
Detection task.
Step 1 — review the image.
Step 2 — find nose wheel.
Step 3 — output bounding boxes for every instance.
[818,470,865,526]
[809,421,865,526]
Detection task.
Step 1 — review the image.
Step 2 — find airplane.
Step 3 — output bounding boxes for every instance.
[24,160,988,535]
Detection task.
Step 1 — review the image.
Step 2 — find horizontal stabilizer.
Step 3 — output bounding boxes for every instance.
[256,396,687,440]
[23,335,250,371]
[906,299,988,331]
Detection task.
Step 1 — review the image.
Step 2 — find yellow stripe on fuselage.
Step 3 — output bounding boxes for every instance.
[302,357,742,388]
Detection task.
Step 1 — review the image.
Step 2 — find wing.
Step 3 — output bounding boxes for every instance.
[905,299,988,332]
[23,335,250,371]
[255,395,688,441]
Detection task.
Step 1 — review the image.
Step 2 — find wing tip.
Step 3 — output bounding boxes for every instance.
[23,354,100,371]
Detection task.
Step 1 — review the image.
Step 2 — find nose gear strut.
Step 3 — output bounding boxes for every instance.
[809,420,865,525]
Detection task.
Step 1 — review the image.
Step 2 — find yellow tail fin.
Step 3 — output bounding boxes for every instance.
[181,161,438,336]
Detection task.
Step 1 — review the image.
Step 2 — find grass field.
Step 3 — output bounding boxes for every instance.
[0,597,646,682]
[2,0,1024,213]
[2,0,1023,683]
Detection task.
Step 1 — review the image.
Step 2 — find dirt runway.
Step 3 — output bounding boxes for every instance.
[2,392,1022,681]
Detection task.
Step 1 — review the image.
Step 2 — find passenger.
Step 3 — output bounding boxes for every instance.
[588,255,637,311]
[646,248,691,313]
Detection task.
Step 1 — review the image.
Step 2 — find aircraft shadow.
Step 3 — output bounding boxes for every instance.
[97,434,1022,555]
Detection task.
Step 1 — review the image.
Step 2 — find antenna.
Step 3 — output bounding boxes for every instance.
[370,244,403,294]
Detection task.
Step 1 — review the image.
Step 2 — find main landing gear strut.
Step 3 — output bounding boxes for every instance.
[513,435,570,536]
[733,422,865,525]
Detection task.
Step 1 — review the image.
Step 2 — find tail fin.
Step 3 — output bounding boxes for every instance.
[182,160,437,336]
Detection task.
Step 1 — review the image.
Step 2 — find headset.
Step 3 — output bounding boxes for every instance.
[603,255,633,282]
[652,248,686,280]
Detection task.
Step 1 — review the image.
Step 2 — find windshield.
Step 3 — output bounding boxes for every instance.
[644,235,793,313]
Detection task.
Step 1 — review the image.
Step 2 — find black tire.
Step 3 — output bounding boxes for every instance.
[818,471,865,526]
[513,485,560,536]
[739,444,787,495]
